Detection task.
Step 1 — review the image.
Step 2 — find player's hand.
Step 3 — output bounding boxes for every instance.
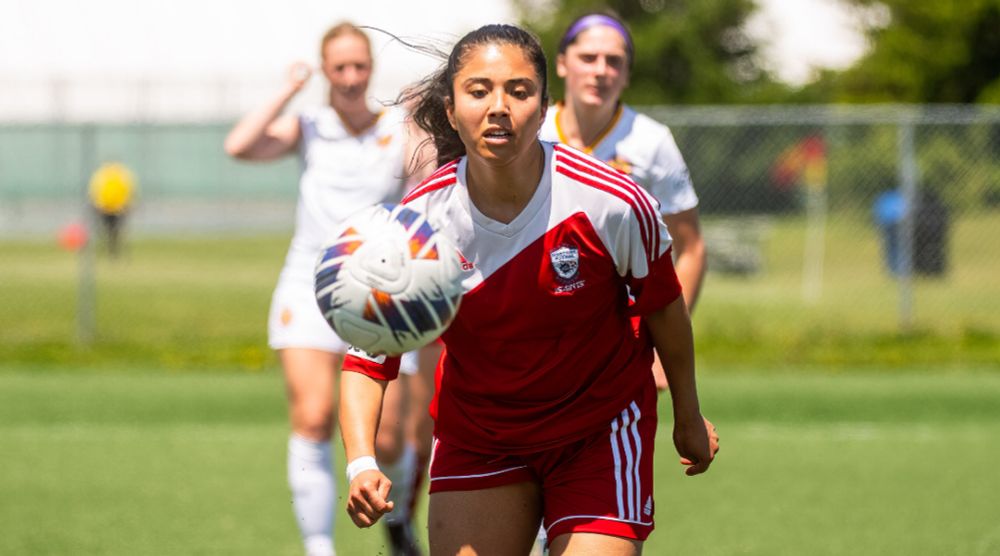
[345,469,394,528]
[673,412,713,476]
[702,416,720,459]
[285,61,313,92]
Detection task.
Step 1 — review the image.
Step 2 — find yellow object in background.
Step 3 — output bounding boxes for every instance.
[88,162,136,215]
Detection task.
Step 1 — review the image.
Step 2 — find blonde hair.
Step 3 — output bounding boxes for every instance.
[320,22,372,61]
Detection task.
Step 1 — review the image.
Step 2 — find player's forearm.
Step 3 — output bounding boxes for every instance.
[223,83,299,158]
[673,235,706,312]
[339,371,388,462]
[645,296,701,419]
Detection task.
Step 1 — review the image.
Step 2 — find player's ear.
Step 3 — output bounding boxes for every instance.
[445,96,458,131]
[556,53,568,79]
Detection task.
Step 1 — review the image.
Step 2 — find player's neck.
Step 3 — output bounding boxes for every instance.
[465,142,545,225]
[329,96,379,136]
[560,99,619,150]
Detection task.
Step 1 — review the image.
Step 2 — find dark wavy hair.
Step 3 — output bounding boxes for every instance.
[400,24,549,167]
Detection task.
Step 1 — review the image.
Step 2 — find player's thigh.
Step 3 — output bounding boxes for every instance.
[280,348,343,438]
[428,482,542,556]
[548,532,642,556]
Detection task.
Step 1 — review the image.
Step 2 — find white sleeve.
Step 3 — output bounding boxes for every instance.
[646,129,699,216]
[612,192,674,279]
[612,200,682,314]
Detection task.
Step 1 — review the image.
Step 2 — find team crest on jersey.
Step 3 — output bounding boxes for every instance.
[549,245,579,282]
[377,134,393,147]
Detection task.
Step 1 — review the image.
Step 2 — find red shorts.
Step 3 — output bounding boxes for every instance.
[428,386,658,543]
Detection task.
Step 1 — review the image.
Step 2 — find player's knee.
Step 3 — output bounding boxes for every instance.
[291,405,334,440]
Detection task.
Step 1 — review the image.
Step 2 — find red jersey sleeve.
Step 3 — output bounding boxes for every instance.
[628,245,682,316]
[614,194,683,316]
[341,346,401,381]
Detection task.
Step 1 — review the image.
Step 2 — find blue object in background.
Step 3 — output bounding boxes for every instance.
[873,190,906,275]
[872,189,949,277]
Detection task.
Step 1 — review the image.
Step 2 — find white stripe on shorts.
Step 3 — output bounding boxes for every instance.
[430,465,530,482]
[544,513,653,536]
[427,437,531,483]
[609,401,643,521]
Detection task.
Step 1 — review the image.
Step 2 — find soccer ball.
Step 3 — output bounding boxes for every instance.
[314,203,464,355]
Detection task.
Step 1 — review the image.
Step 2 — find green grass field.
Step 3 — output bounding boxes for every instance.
[1,216,997,554]
[2,369,998,555]
[2,213,998,369]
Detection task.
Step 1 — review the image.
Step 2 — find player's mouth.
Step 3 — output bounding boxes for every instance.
[483,127,514,144]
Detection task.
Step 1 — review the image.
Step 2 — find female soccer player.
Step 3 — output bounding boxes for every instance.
[338,24,713,555]
[539,11,708,393]
[224,22,432,556]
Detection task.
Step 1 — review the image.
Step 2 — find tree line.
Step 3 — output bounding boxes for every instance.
[517,0,1000,105]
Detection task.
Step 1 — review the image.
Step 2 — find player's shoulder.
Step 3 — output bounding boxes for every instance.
[538,104,559,140]
[377,105,408,128]
[297,104,327,124]
[402,158,461,205]
[551,142,658,217]
[297,105,344,140]
[622,105,675,142]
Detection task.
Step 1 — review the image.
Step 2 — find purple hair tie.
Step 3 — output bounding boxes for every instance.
[558,14,634,60]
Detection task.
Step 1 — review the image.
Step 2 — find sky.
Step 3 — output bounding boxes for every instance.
[0,0,871,120]
[749,0,874,84]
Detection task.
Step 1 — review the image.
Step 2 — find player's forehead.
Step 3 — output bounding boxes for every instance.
[456,42,540,84]
[566,26,628,58]
[322,34,371,64]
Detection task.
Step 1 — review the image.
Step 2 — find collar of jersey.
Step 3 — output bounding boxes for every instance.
[459,142,554,238]
[315,106,385,139]
[555,101,623,154]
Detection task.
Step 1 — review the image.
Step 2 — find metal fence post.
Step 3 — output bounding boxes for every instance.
[897,116,917,330]
[78,123,97,345]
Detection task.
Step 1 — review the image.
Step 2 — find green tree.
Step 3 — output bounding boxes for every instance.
[816,0,1000,103]
[515,0,787,104]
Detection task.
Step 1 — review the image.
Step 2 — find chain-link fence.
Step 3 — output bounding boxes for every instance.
[1,105,998,353]
[647,105,1000,351]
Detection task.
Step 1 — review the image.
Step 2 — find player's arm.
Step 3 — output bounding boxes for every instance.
[340,369,396,527]
[645,126,705,313]
[223,62,310,161]
[645,228,718,457]
[651,207,705,391]
[663,207,706,312]
[625,200,715,475]
[643,297,713,476]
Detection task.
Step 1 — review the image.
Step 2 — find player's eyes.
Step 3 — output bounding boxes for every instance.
[607,57,624,69]
[579,54,597,63]
[468,89,489,99]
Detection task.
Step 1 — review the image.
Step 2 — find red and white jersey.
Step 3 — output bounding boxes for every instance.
[539,103,698,216]
[343,142,682,454]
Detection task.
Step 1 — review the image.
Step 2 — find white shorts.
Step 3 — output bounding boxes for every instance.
[267,250,418,375]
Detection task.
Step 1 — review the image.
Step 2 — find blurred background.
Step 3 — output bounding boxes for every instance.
[2,1,998,554]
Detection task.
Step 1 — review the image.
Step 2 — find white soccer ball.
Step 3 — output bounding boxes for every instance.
[314,203,464,356]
